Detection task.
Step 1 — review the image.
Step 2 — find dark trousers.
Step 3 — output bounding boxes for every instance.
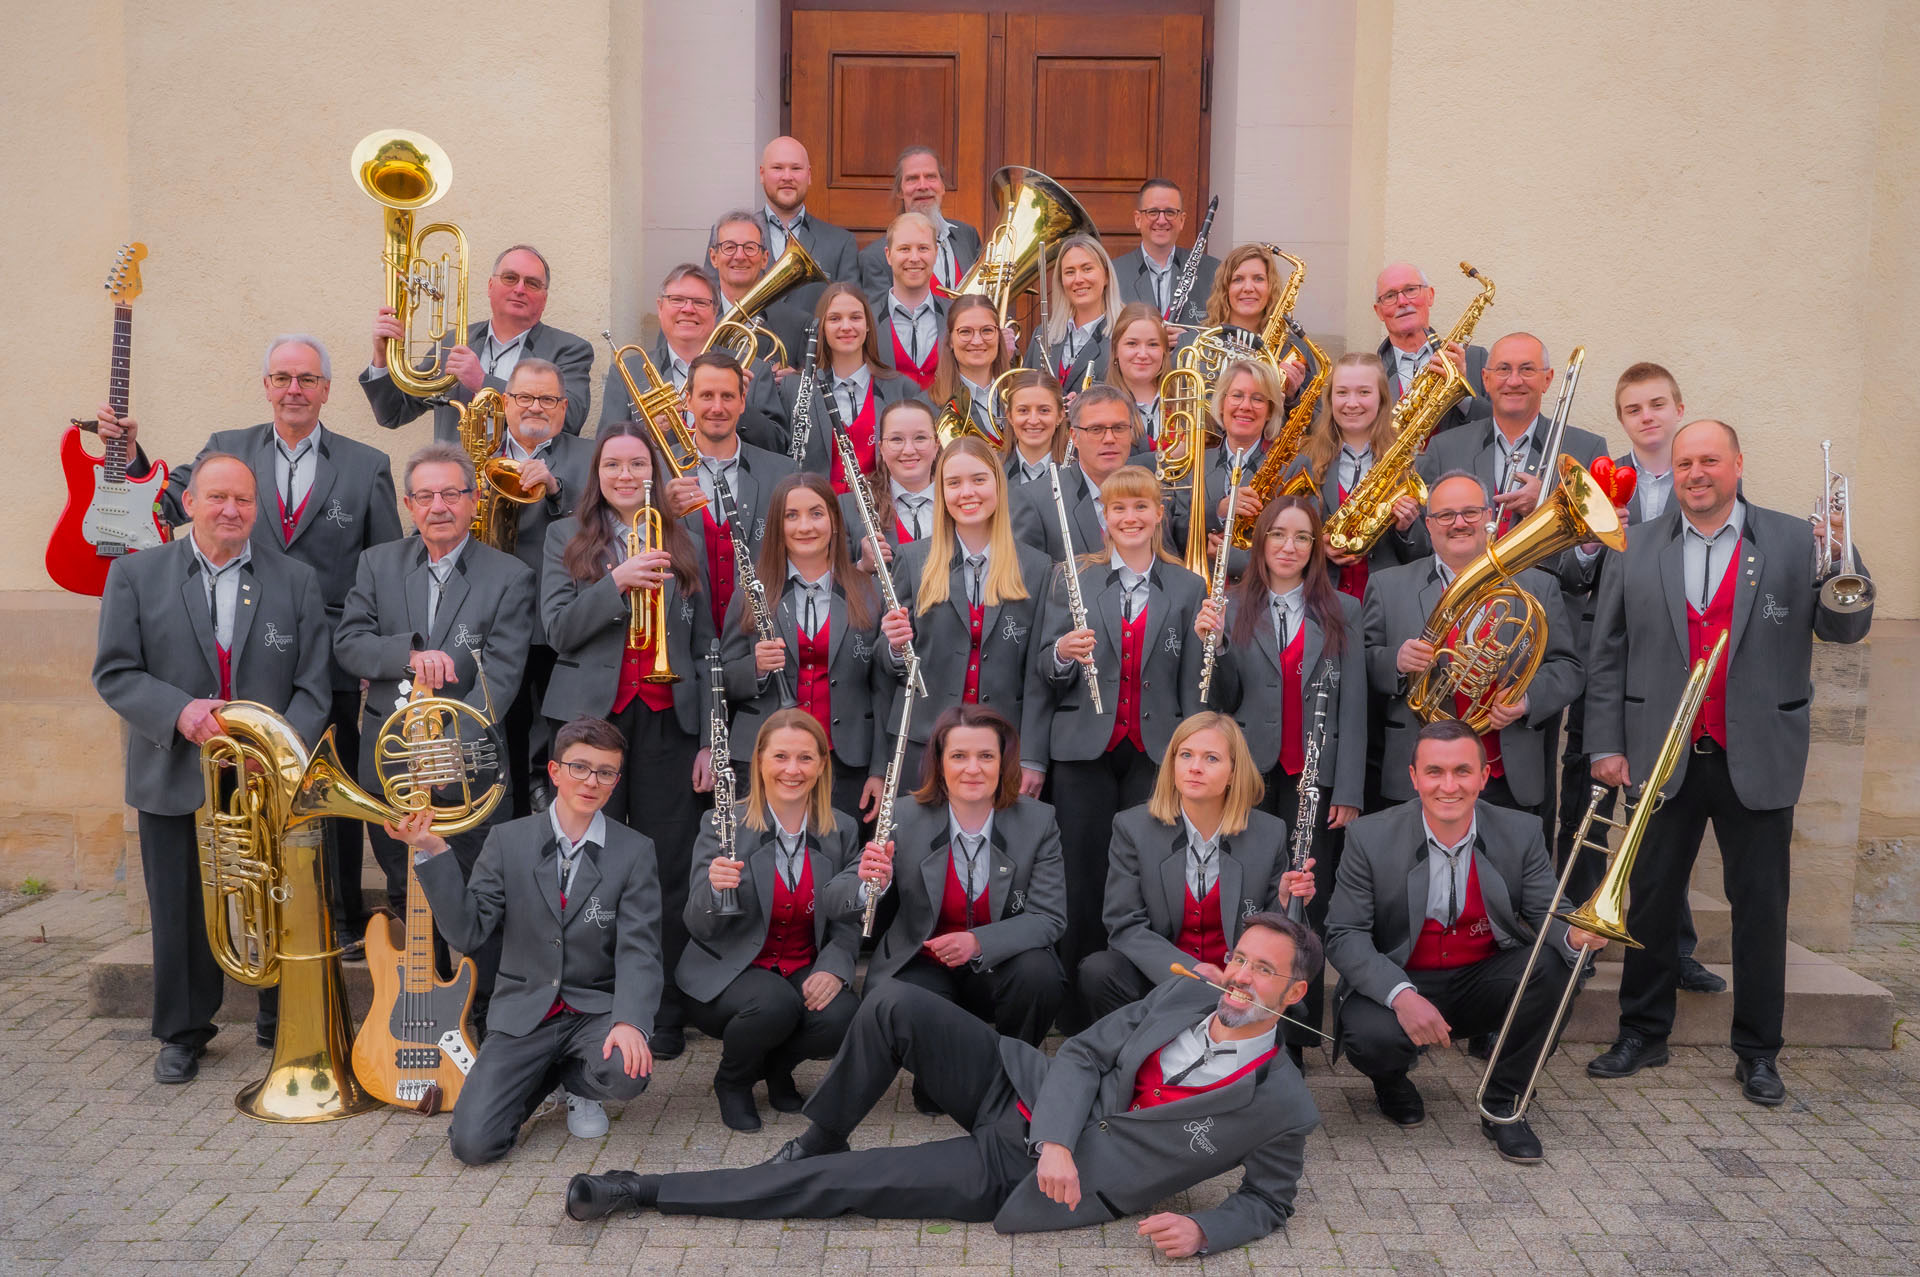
[655,982,1032,1221]
[1260,767,1345,1046]
[1076,949,1157,1021]
[366,820,501,1034]
[593,700,703,1033]
[1050,743,1156,983]
[1559,759,1699,960]
[892,948,1067,1047]
[447,1009,648,1166]
[505,644,558,817]
[1617,743,1791,1058]
[1339,944,1572,1107]
[830,757,870,834]
[138,811,274,1048]
[684,964,861,1087]
[322,686,367,931]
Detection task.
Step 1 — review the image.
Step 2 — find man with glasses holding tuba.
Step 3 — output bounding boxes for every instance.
[92,455,333,1083]
[708,209,812,373]
[361,244,595,442]
[336,442,537,1040]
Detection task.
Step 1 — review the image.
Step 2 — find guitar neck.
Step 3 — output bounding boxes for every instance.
[104,303,133,482]
[403,857,437,993]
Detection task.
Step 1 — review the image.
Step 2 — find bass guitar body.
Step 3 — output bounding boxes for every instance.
[45,425,169,596]
[351,905,479,1113]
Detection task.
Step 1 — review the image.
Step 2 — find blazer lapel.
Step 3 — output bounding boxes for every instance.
[1301,614,1324,690]
[946,550,973,633]
[1252,599,1282,674]
[1728,527,1763,660]
[429,558,472,649]
[227,570,259,670]
[920,824,950,908]
[1216,840,1245,930]
[536,836,564,924]
[1658,524,1690,657]
[986,822,1013,919]
[1142,566,1169,664]
[826,583,849,667]
[1471,837,1520,940]
[291,435,339,545]
[1160,824,1190,921]
[750,833,779,920]
[1417,562,1447,619]
[563,846,603,925]
[1096,567,1125,654]
[404,544,432,646]
[1404,840,1430,955]
[179,567,219,677]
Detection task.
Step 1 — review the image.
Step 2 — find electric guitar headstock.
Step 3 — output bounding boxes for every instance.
[105,242,148,303]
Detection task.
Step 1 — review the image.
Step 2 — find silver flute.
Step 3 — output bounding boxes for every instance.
[826,399,926,695]
[1163,194,1219,325]
[862,651,921,938]
[785,321,821,463]
[1287,662,1337,924]
[1196,459,1243,702]
[1048,442,1103,713]
[707,643,743,916]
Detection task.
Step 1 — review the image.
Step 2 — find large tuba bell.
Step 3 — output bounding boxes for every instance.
[1406,456,1625,732]
[704,238,827,369]
[197,704,396,1122]
[351,129,467,398]
[954,166,1097,324]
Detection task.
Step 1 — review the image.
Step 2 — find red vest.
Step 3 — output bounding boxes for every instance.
[935,848,992,934]
[752,851,818,976]
[829,385,877,495]
[612,633,676,715]
[1406,855,1500,970]
[702,507,737,631]
[890,325,938,391]
[216,642,233,700]
[962,603,985,703]
[1129,1041,1278,1111]
[1279,623,1306,774]
[1688,548,1739,746]
[277,487,310,545]
[1105,606,1148,753]
[795,621,833,748]
[1175,880,1229,968]
[1334,483,1369,601]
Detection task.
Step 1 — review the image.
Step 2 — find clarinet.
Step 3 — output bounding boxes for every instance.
[785,321,821,463]
[711,472,793,707]
[1164,194,1219,325]
[862,652,921,937]
[1287,662,1337,924]
[707,643,744,916]
[1048,442,1103,714]
[1196,460,1243,702]
[825,394,926,695]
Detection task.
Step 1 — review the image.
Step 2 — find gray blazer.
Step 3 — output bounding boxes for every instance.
[1408,413,1608,557]
[333,536,537,792]
[597,334,790,456]
[995,977,1318,1246]
[1111,246,1220,323]
[784,212,862,286]
[1026,558,1207,767]
[1023,318,1112,388]
[718,573,887,770]
[1103,805,1289,986]
[679,442,798,594]
[1585,501,1872,809]
[93,537,332,816]
[1376,335,1488,434]
[1326,799,1576,1019]
[1361,556,1582,807]
[856,218,983,295]
[499,430,593,645]
[781,367,925,478]
[538,517,717,739]
[1210,592,1368,810]
[677,808,863,1000]
[1010,463,1106,564]
[358,319,595,440]
[823,795,1067,983]
[416,812,662,1039]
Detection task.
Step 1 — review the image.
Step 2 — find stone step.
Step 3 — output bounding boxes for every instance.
[1592,890,1731,964]
[88,931,376,1025]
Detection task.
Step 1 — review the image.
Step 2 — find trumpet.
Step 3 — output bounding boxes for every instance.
[1814,439,1873,613]
[626,482,679,683]
[706,238,826,369]
[351,129,467,398]
[1475,631,1728,1125]
[601,331,707,513]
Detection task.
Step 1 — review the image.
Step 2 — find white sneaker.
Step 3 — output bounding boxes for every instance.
[527,1087,562,1125]
[566,1092,609,1138]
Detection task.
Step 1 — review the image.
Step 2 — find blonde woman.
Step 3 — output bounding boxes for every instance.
[1289,351,1421,599]
[1023,233,1122,389]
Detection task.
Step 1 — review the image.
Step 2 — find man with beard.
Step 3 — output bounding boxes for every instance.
[856,146,982,294]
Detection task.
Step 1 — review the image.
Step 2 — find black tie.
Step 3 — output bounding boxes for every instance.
[966,553,985,607]
[1164,1041,1233,1087]
[895,307,920,363]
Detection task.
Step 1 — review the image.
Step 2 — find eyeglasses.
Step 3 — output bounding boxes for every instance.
[1374,285,1431,305]
[266,373,326,390]
[508,392,565,409]
[1265,530,1316,549]
[1137,207,1184,223]
[1486,363,1546,381]
[1073,422,1132,439]
[493,271,548,292]
[660,293,716,311]
[1426,506,1491,525]
[713,240,764,258]
[559,760,622,785]
[406,486,474,505]
[1223,953,1286,982]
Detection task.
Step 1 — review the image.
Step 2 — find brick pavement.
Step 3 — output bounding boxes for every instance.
[4,892,1918,1275]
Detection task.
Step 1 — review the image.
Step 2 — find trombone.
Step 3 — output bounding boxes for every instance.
[1814,440,1873,613]
[351,129,467,398]
[1474,631,1728,1125]
[601,331,708,513]
[627,482,679,683]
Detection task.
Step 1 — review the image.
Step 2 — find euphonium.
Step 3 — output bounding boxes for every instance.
[1405,456,1625,732]
[351,129,467,398]
[197,703,391,1122]
[601,331,708,513]
[954,166,1097,324]
[627,482,679,683]
[459,388,546,553]
[705,238,827,368]
[1324,262,1496,556]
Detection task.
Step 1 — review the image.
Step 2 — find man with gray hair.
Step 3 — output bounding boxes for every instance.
[707,208,811,367]
[1371,261,1488,432]
[98,333,403,952]
[857,146,982,294]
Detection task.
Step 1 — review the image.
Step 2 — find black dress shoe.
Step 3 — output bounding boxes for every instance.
[1465,1033,1492,1061]
[1678,956,1728,994]
[256,1024,276,1049]
[1587,1035,1669,1079]
[714,1082,762,1132]
[1372,1072,1426,1127]
[1481,1114,1544,1164]
[764,1068,805,1113]
[649,1027,685,1061]
[763,1131,848,1164]
[565,1170,659,1221]
[153,1043,202,1084]
[1735,1056,1786,1106]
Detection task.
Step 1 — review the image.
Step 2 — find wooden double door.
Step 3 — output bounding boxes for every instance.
[786,2,1213,255]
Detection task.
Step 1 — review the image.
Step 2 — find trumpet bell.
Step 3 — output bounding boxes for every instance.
[1821,573,1874,614]
[350,129,453,210]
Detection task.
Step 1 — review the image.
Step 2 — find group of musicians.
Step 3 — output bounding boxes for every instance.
[86,135,1874,1260]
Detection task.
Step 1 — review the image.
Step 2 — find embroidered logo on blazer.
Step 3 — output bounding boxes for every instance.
[1008,888,1025,914]
[451,623,483,652]
[1184,1117,1218,1155]
[1163,628,1183,655]
[851,632,873,662]
[1000,616,1029,643]
[1242,899,1259,920]
[1763,593,1789,625]
[324,499,353,528]
[679,599,695,625]
[262,622,293,651]
[753,517,767,543]
[583,896,614,929]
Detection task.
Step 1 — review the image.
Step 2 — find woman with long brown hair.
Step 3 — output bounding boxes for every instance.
[929,294,1011,442]
[1290,350,1422,600]
[1196,243,1307,400]
[782,281,922,487]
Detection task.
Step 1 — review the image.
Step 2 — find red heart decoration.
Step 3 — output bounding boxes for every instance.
[1590,455,1615,495]
[1611,465,1637,507]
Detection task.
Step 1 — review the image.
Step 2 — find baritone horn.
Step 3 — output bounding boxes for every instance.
[627,482,680,683]
[955,166,1097,326]
[1475,631,1728,1125]
[351,129,466,398]
[705,238,826,369]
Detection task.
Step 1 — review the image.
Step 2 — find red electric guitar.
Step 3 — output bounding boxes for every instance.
[46,244,170,596]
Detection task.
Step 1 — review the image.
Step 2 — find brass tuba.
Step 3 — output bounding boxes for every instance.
[197,704,393,1122]
[955,166,1097,325]
[705,238,827,369]
[351,129,467,398]
[1405,456,1625,731]
[459,388,547,553]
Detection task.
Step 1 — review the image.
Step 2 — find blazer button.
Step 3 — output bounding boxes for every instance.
[552,938,562,947]
[1099,1120,1109,1131]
